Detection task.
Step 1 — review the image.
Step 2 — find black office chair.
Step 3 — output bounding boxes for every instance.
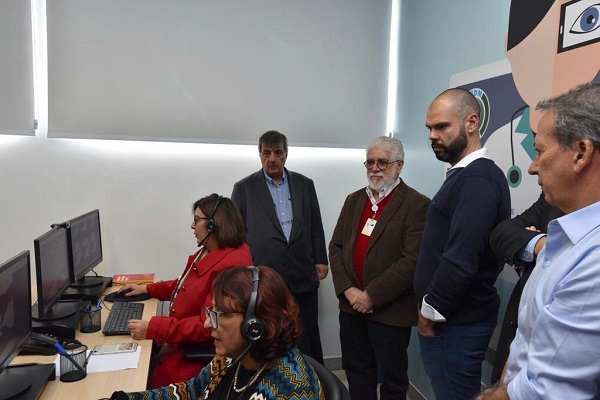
[183,345,216,363]
[304,355,351,400]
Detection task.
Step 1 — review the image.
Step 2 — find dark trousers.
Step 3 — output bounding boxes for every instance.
[419,317,496,400]
[491,266,534,383]
[293,289,324,364]
[340,311,411,400]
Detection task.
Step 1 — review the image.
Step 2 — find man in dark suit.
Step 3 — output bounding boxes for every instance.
[329,136,430,400]
[489,157,563,383]
[231,130,328,363]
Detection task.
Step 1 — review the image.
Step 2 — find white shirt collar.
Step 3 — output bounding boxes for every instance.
[446,148,491,175]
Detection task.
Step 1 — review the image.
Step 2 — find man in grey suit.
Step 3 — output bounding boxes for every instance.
[329,136,430,400]
[232,130,328,363]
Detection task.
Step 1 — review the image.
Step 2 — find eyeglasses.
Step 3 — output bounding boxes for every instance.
[205,306,243,329]
[193,216,207,225]
[363,159,401,170]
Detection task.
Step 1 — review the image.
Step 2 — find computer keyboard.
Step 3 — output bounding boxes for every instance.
[102,302,144,336]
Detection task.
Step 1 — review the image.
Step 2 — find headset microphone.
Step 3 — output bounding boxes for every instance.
[201,341,254,397]
[200,265,264,398]
[196,195,223,247]
[241,266,264,343]
[205,195,223,234]
[197,233,211,248]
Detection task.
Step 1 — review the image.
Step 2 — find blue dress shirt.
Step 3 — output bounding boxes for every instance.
[505,200,600,399]
[264,170,293,241]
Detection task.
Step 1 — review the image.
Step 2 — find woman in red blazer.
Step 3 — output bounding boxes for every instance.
[118,194,253,388]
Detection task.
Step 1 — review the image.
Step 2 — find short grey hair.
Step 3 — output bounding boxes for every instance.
[366,136,405,161]
[536,81,600,149]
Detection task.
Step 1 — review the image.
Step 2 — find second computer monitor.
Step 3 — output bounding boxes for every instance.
[32,226,77,321]
[67,209,104,288]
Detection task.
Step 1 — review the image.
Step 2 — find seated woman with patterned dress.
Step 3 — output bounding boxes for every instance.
[109,265,324,400]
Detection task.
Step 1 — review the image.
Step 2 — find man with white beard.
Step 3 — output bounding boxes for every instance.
[329,136,430,400]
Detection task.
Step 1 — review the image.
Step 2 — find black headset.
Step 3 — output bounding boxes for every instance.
[241,266,264,343]
[205,195,223,233]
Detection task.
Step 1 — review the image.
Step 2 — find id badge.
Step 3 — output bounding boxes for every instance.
[361,218,377,236]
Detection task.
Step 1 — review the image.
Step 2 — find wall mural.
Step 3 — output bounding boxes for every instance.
[451,0,600,216]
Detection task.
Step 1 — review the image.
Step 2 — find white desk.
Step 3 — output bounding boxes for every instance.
[13,287,159,400]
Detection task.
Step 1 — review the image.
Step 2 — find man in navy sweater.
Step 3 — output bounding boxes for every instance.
[414,88,511,400]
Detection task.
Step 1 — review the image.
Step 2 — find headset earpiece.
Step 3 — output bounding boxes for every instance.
[205,219,216,233]
[241,266,264,343]
[205,195,223,233]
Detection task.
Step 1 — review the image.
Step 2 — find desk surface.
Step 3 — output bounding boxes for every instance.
[13,287,159,400]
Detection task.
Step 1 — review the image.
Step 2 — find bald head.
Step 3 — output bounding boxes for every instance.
[433,88,481,126]
[426,88,482,166]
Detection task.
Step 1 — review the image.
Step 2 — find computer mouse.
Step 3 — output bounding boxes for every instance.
[104,289,152,303]
[113,288,133,299]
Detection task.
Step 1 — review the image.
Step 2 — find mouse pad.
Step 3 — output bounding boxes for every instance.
[104,292,152,303]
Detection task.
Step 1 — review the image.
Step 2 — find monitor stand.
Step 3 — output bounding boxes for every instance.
[70,275,112,289]
[62,276,112,302]
[1,363,55,400]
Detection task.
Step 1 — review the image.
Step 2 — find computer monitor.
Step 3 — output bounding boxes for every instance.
[67,209,105,288]
[0,251,33,399]
[32,226,77,321]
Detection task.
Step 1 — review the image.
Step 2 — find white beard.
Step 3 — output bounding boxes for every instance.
[368,173,396,193]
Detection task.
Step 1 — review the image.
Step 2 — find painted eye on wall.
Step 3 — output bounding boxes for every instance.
[570,4,600,34]
[559,0,600,52]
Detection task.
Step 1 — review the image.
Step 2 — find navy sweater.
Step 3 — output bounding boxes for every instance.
[414,158,510,325]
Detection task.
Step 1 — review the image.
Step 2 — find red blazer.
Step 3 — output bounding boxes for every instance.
[146,243,253,388]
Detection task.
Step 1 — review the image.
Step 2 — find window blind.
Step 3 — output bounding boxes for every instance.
[0,0,35,136]
[47,0,391,147]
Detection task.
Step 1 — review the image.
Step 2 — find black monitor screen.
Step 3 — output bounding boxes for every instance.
[68,209,103,287]
[33,227,75,321]
[0,251,32,374]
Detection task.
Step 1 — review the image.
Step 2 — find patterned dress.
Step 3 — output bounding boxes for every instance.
[114,347,324,400]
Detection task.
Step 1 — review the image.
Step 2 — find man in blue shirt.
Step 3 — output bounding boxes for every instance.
[489,190,563,384]
[232,130,328,363]
[478,82,600,399]
[414,88,511,400]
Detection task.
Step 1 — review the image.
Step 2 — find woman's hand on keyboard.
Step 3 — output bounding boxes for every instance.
[128,319,148,340]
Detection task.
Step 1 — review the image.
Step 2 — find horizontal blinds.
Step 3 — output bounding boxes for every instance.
[47,0,390,147]
[0,0,34,136]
